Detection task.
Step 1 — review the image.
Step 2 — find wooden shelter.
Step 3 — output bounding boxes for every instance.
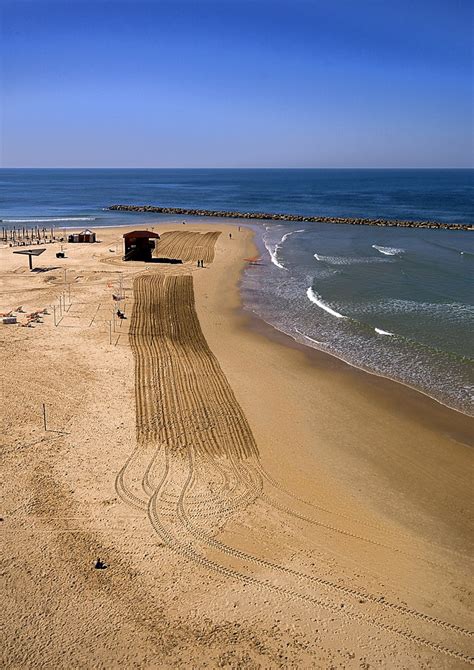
[123,230,160,261]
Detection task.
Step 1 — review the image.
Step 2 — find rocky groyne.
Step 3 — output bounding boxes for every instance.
[108,204,472,231]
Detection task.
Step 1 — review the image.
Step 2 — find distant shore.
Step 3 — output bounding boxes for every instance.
[108,204,473,231]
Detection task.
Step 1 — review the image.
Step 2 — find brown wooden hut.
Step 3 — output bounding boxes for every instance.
[123,230,160,261]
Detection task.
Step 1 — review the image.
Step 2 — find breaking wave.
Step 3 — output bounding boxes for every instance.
[372,244,405,256]
[1,216,96,224]
[281,229,305,243]
[264,229,305,270]
[306,287,346,318]
[265,239,286,269]
[314,253,391,265]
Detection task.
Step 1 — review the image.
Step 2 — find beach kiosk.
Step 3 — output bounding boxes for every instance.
[68,229,96,243]
[123,230,160,261]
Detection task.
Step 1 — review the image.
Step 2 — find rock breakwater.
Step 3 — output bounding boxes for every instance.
[108,205,472,231]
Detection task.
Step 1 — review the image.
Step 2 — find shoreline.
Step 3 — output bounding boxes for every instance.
[236,221,473,419]
[4,214,472,419]
[242,306,474,441]
[192,223,473,542]
[243,304,474,421]
[2,220,473,667]
[108,203,473,231]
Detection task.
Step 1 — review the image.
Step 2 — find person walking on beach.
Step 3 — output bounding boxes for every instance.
[229,233,232,239]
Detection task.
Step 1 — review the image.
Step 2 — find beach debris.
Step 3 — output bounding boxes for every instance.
[2,316,17,324]
[94,558,107,570]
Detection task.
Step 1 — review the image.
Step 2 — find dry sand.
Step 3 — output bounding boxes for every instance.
[1,222,473,669]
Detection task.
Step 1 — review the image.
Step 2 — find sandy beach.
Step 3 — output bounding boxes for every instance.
[1,221,473,669]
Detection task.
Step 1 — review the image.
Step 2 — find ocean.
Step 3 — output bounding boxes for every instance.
[1,168,473,414]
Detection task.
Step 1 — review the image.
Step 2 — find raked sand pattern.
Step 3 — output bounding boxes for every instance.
[117,271,473,666]
[2,223,473,668]
[154,230,221,263]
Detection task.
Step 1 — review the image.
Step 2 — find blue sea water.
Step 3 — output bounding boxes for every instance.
[1,168,473,414]
[0,168,473,223]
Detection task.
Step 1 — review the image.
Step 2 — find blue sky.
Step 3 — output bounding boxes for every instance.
[1,0,472,167]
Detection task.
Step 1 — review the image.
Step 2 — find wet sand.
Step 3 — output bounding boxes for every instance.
[1,222,473,668]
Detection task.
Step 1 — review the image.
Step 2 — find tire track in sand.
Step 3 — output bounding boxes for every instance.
[117,272,473,665]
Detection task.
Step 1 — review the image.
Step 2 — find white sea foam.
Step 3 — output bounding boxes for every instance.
[303,333,323,345]
[352,299,474,320]
[264,240,286,269]
[374,327,394,336]
[281,229,305,243]
[1,216,96,224]
[372,244,405,256]
[314,252,390,265]
[306,287,346,318]
[264,229,305,270]
[295,327,322,344]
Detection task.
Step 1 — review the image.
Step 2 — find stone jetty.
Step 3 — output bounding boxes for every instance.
[108,204,472,231]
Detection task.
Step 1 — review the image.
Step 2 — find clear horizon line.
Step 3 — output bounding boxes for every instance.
[1,165,473,170]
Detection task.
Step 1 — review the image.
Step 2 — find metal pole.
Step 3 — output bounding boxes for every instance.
[109,320,112,345]
[43,403,47,431]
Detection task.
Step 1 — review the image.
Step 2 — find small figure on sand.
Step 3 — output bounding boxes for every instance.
[229,233,232,239]
[94,558,107,569]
